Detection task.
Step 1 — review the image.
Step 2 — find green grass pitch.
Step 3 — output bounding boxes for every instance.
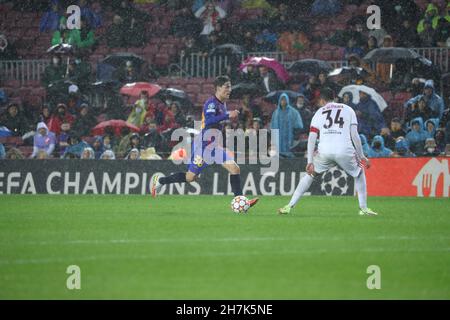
[0,195,449,299]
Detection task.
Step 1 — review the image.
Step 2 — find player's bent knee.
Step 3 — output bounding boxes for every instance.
[185,172,196,183]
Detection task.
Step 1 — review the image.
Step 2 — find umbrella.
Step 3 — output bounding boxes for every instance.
[263,90,301,104]
[120,82,161,98]
[101,52,145,68]
[209,44,245,56]
[239,56,290,83]
[230,82,263,99]
[91,120,140,136]
[288,59,333,74]
[363,48,432,65]
[156,88,192,107]
[338,85,388,112]
[328,67,370,79]
[47,43,73,55]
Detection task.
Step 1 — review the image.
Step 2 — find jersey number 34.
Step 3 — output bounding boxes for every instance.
[322,109,344,129]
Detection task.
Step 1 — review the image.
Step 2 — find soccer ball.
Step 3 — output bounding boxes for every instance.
[230,196,250,214]
[320,166,350,196]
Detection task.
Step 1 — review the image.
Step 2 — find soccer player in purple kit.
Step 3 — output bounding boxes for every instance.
[150,75,259,209]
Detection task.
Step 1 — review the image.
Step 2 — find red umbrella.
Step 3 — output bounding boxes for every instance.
[119,82,162,98]
[91,120,140,136]
[239,56,290,83]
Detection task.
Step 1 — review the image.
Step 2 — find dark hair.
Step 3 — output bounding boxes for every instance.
[319,87,335,101]
[214,75,231,89]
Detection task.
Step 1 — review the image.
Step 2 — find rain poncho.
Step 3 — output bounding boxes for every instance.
[367,135,393,158]
[270,93,303,157]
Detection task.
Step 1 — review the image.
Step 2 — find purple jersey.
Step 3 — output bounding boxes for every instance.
[201,96,229,132]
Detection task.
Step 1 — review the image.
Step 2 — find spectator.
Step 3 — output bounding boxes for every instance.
[126,148,140,160]
[57,121,71,157]
[294,94,313,132]
[64,135,90,158]
[317,71,337,93]
[115,60,142,84]
[158,109,177,133]
[365,35,378,53]
[65,84,88,115]
[434,128,447,154]
[127,91,150,127]
[396,17,419,47]
[100,149,116,159]
[47,103,75,135]
[239,64,261,83]
[67,56,92,92]
[355,91,385,138]
[310,0,342,16]
[172,7,202,38]
[92,136,104,159]
[194,0,226,44]
[424,118,439,139]
[79,0,102,29]
[81,146,95,159]
[31,122,56,158]
[417,3,440,34]
[375,35,395,85]
[270,93,303,158]
[113,0,148,47]
[406,117,428,154]
[169,101,186,127]
[0,33,18,60]
[341,92,356,110]
[40,0,61,32]
[344,37,364,59]
[434,17,450,47]
[299,74,319,102]
[0,143,5,159]
[423,138,440,157]
[419,20,437,47]
[41,55,66,88]
[0,103,29,136]
[115,127,133,159]
[367,135,393,158]
[71,103,97,137]
[102,134,114,151]
[392,137,416,157]
[384,117,407,150]
[40,104,52,124]
[254,29,278,51]
[405,80,445,119]
[390,59,414,92]
[106,15,127,48]
[5,147,25,159]
[359,133,370,157]
[258,66,284,93]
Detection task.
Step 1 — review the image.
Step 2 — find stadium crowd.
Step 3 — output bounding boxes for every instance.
[0,0,449,160]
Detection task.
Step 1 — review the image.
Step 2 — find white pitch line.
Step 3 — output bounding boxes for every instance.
[2,235,450,247]
[0,247,449,266]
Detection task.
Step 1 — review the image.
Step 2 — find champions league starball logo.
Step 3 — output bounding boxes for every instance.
[320,166,351,196]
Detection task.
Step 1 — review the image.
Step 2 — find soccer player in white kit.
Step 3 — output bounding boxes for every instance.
[278,88,378,216]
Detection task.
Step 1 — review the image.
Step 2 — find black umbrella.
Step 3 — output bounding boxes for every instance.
[363,48,432,65]
[328,67,369,79]
[230,82,263,99]
[156,88,192,107]
[288,59,333,75]
[101,52,146,68]
[263,90,301,104]
[209,44,246,56]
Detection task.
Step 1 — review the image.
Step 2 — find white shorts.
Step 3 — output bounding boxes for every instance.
[313,153,362,178]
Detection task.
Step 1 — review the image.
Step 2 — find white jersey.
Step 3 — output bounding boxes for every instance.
[310,102,358,155]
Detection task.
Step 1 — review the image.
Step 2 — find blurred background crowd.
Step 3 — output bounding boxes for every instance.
[0,0,449,160]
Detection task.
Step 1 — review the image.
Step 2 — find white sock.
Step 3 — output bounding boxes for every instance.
[288,174,314,207]
[355,171,368,210]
